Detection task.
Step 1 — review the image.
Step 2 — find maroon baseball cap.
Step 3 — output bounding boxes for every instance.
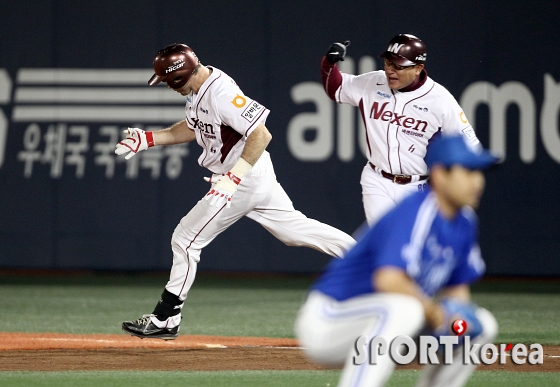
[379,34,427,66]
[148,43,200,88]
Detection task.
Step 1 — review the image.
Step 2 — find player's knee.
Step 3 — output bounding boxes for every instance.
[170,229,182,252]
[403,296,425,332]
[386,294,425,335]
[170,229,201,264]
[294,300,346,366]
[342,234,357,251]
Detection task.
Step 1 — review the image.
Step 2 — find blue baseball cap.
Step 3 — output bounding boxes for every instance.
[425,134,499,170]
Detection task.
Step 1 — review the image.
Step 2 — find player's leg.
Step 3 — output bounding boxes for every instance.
[335,293,425,387]
[243,153,355,257]
[164,196,247,298]
[295,291,386,367]
[361,165,397,226]
[122,178,259,339]
[414,307,499,387]
[295,291,425,387]
[245,180,356,258]
[362,165,426,226]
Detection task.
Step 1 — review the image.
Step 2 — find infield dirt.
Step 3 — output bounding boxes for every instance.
[0,332,557,372]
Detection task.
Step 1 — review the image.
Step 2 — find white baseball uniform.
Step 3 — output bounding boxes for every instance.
[322,60,480,225]
[163,67,356,320]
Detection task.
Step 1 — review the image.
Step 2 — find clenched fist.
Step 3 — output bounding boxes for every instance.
[325,41,350,64]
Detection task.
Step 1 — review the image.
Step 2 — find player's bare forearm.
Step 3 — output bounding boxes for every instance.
[239,122,272,166]
[153,120,196,146]
[373,267,444,329]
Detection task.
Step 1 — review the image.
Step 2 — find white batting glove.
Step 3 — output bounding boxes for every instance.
[204,172,240,209]
[115,128,155,160]
[203,158,253,209]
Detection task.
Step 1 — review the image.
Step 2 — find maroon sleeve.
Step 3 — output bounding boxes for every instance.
[321,56,342,101]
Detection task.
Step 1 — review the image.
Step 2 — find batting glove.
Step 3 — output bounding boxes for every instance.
[204,172,240,209]
[203,158,253,209]
[115,128,155,160]
[325,40,350,64]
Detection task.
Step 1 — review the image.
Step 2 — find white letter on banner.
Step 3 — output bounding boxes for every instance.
[540,73,560,164]
[287,82,333,161]
[460,81,536,163]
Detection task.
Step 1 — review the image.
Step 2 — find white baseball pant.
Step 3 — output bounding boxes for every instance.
[165,151,356,304]
[295,290,498,387]
[361,163,428,226]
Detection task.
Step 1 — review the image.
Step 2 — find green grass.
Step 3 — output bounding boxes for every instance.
[472,292,560,345]
[470,279,560,345]
[1,370,560,387]
[1,273,559,343]
[0,272,313,337]
[0,273,559,387]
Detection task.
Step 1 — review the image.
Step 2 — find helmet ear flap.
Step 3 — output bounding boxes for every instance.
[166,72,189,89]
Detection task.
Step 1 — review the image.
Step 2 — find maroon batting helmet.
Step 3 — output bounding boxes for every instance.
[379,34,427,67]
[148,43,200,88]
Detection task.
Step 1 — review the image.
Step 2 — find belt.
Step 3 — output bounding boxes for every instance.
[369,162,428,185]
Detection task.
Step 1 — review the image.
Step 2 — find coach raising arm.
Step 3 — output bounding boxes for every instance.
[322,35,481,226]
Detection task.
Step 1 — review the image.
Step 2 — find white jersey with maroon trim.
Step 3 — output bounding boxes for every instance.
[184,67,270,174]
[337,70,479,176]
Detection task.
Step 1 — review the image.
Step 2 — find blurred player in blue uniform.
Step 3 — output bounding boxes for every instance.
[295,134,500,387]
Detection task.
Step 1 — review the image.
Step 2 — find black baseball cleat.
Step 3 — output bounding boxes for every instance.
[122,314,179,340]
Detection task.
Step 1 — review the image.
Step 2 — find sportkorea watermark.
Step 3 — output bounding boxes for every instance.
[353,319,543,366]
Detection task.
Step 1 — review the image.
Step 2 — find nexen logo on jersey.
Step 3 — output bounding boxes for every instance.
[370,102,428,133]
[192,118,216,139]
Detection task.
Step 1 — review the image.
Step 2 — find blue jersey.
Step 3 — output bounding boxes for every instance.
[313,189,485,301]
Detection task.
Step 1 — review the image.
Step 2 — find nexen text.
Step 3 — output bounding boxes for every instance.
[192,118,215,134]
[370,102,428,132]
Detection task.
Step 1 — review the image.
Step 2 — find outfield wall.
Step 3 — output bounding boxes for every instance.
[1,0,559,275]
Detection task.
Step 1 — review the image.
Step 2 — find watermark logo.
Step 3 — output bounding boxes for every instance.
[353,334,543,366]
[452,319,467,336]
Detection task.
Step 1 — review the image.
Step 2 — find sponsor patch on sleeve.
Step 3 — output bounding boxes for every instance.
[462,127,476,140]
[241,101,264,123]
[231,94,246,108]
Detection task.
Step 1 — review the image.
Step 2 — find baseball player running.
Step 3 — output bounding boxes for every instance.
[295,134,499,387]
[116,43,356,340]
[322,34,481,225]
